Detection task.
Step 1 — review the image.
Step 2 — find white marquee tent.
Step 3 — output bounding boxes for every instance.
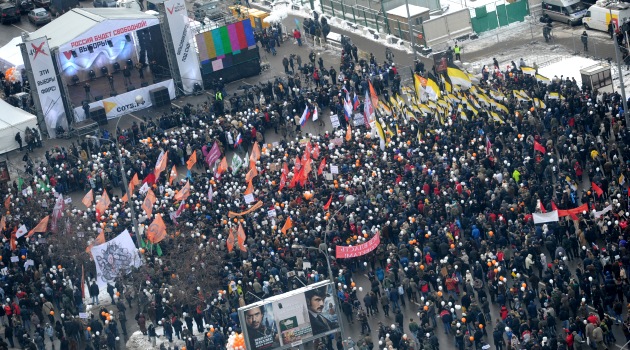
[0,100,38,154]
[0,37,24,71]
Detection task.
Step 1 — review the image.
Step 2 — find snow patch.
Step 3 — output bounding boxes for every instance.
[539,55,599,87]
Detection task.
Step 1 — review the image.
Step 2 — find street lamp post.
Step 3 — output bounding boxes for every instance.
[87,127,140,237]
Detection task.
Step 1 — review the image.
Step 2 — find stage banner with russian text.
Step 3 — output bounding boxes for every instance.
[336,233,380,258]
[24,36,67,138]
[163,0,202,94]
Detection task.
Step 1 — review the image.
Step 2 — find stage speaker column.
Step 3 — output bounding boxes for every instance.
[149,0,202,96]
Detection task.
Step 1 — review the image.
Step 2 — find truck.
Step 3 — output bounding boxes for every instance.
[50,0,78,16]
[541,0,588,25]
[583,0,630,32]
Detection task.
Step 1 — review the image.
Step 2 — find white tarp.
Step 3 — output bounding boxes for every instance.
[0,37,24,71]
[0,99,38,154]
[533,211,559,224]
[73,79,175,121]
[23,36,67,138]
[164,0,202,94]
[90,229,141,288]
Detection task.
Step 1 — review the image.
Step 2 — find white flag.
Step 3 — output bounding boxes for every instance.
[15,225,28,238]
[533,211,559,224]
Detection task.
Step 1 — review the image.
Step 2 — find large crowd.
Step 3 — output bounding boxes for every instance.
[0,11,629,350]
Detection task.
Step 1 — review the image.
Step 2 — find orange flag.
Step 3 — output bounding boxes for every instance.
[281,217,293,235]
[4,195,11,210]
[121,193,128,203]
[82,189,94,208]
[169,165,178,185]
[186,151,197,170]
[146,213,167,244]
[346,124,352,142]
[131,173,141,187]
[318,158,327,175]
[245,166,258,184]
[173,181,191,202]
[369,80,379,109]
[244,181,254,195]
[10,232,16,251]
[95,229,106,245]
[217,157,228,175]
[154,151,168,178]
[26,215,49,238]
[226,227,235,253]
[250,142,261,168]
[95,190,111,216]
[142,189,157,216]
[237,223,247,252]
[300,159,312,186]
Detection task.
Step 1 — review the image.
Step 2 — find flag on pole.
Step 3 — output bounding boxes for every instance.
[226,227,235,253]
[142,189,157,216]
[323,195,333,211]
[15,225,27,238]
[82,189,94,208]
[26,216,49,238]
[4,195,10,210]
[169,165,178,185]
[534,140,546,153]
[153,151,168,178]
[345,125,352,142]
[207,185,214,203]
[95,190,111,217]
[591,182,604,197]
[281,217,293,235]
[186,151,197,170]
[318,158,327,175]
[174,181,191,202]
[237,223,247,252]
[300,106,311,126]
[234,133,243,148]
[147,214,167,244]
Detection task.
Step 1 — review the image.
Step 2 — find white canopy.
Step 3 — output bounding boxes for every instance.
[0,100,38,154]
[29,8,159,52]
[0,37,24,71]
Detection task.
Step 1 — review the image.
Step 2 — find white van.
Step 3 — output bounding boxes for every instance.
[542,0,588,25]
[583,1,630,32]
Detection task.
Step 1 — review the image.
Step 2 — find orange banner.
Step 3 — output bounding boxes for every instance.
[227,201,264,218]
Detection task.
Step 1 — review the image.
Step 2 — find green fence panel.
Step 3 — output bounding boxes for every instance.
[506,0,529,22]
[471,5,499,33]
[497,4,509,26]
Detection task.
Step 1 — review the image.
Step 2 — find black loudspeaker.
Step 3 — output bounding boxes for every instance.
[94,95,103,101]
[89,106,108,125]
[149,86,170,107]
[126,85,136,92]
[141,82,149,87]
[110,91,118,97]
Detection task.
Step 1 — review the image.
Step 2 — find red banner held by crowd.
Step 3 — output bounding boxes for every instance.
[336,233,380,259]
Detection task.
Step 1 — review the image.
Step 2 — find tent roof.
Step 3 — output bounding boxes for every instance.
[30,8,157,50]
[0,99,38,154]
[0,37,24,70]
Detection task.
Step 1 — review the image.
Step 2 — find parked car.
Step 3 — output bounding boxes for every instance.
[14,0,34,14]
[0,3,21,24]
[93,0,117,7]
[32,0,50,9]
[28,8,51,25]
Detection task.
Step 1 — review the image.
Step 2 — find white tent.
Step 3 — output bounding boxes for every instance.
[0,37,24,71]
[0,100,38,154]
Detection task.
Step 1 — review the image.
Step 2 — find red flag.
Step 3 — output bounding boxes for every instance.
[9,232,16,251]
[323,195,333,211]
[226,227,235,253]
[237,223,247,252]
[82,190,94,208]
[312,144,320,160]
[174,181,191,202]
[318,158,327,176]
[279,172,287,192]
[146,214,167,244]
[540,201,546,213]
[591,182,603,197]
[26,216,49,238]
[300,159,312,186]
[289,167,303,189]
[551,201,558,211]
[294,155,302,172]
[533,140,546,153]
[186,151,197,170]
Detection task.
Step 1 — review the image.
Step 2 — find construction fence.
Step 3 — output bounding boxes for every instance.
[470,0,531,34]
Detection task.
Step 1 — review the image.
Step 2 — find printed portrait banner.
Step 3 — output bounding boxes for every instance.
[24,36,67,138]
[164,0,202,94]
[336,233,380,258]
[241,303,280,350]
[90,229,142,287]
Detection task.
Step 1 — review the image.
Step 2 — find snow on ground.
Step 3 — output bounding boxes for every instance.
[127,330,190,350]
[539,55,599,87]
[83,284,118,312]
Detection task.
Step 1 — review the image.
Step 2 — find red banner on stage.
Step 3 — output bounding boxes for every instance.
[336,234,380,259]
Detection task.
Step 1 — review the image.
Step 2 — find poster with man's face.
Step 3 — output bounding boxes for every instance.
[243,303,279,350]
[304,284,339,337]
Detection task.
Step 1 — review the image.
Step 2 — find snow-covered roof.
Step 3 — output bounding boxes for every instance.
[30,8,159,51]
[386,4,430,18]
